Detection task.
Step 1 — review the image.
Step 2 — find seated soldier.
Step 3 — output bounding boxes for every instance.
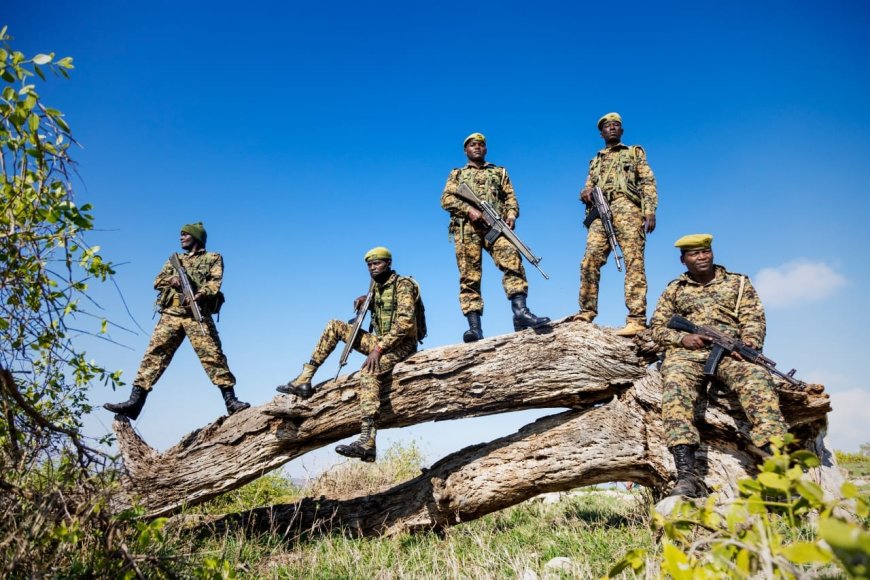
[650,234,787,498]
[277,247,423,462]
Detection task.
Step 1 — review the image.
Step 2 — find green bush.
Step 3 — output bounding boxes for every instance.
[608,435,870,578]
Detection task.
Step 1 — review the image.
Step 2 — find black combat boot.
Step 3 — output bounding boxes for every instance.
[276,363,318,398]
[510,293,551,331]
[668,444,707,498]
[103,386,149,420]
[335,417,377,463]
[463,311,483,343]
[220,387,251,415]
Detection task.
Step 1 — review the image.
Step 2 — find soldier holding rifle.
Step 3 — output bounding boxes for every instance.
[579,112,657,337]
[650,234,789,498]
[441,132,550,343]
[277,247,422,463]
[104,222,249,420]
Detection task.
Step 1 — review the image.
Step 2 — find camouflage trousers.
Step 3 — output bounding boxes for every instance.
[309,319,417,418]
[579,197,647,324]
[452,221,528,315]
[660,352,787,448]
[133,313,235,391]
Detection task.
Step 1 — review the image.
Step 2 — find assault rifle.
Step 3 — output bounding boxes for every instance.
[169,253,206,335]
[582,186,623,272]
[666,315,806,388]
[454,182,549,279]
[335,280,375,381]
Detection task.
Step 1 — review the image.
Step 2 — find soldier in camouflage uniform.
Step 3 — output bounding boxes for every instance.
[277,247,421,462]
[441,132,549,342]
[650,234,787,498]
[104,222,250,420]
[579,112,657,337]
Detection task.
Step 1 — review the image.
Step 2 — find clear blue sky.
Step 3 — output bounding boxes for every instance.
[6,1,869,477]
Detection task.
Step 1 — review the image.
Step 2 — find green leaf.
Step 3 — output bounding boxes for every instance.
[791,450,821,468]
[661,543,693,580]
[32,53,53,65]
[28,112,39,133]
[782,542,832,565]
[606,548,647,577]
[757,472,791,492]
[55,116,70,133]
[794,479,824,504]
[840,481,858,499]
[819,517,870,551]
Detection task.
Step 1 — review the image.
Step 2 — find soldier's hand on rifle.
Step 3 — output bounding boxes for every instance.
[644,214,656,234]
[681,334,710,350]
[169,275,181,289]
[467,207,483,223]
[362,346,382,373]
[353,295,368,312]
[505,216,516,229]
[580,187,593,203]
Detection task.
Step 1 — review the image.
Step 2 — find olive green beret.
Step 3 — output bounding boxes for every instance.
[181,222,207,245]
[364,246,392,262]
[463,132,486,147]
[674,234,713,251]
[597,112,622,130]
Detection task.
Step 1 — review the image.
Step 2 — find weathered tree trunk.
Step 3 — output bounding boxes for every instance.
[113,317,835,525]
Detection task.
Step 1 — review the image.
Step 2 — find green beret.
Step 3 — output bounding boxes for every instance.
[364,246,392,262]
[674,234,713,251]
[463,132,486,147]
[597,112,622,130]
[181,222,207,245]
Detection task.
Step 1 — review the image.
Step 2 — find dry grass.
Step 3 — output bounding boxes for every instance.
[300,440,426,499]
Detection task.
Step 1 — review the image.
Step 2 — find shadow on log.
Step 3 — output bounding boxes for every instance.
[113,317,836,528]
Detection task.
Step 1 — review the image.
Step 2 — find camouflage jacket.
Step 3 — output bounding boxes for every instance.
[584,143,657,215]
[441,162,520,226]
[370,271,418,354]
[154,249,224,316]
[650,265,766,361]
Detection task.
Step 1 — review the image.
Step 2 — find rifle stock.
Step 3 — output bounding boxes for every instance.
[169,254,206,335]
[454,183,549,279]
[335,280,375,381]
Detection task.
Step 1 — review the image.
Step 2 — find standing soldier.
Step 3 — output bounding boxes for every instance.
[650,234,787,498]
[104,222,250,420]
[277,247,423,463]
[579,112,657,336]
[441,132,549,342]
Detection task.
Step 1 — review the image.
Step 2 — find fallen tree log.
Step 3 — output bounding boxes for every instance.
[182,374,836,538]
[113,316,835,521]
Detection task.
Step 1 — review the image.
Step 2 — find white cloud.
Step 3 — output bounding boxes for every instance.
[824,389,870,453]
[755,260,847,308]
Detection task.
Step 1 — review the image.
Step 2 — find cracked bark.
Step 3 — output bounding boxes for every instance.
[112,317,836,530]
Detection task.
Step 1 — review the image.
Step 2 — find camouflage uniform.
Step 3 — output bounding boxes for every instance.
[580,144,657,324]
[441,163,527,315]
[650,265,787,448]
[306,272,418,417]
[133,250,235,391]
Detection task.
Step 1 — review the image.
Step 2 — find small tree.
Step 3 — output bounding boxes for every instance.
[0,26,194,576]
